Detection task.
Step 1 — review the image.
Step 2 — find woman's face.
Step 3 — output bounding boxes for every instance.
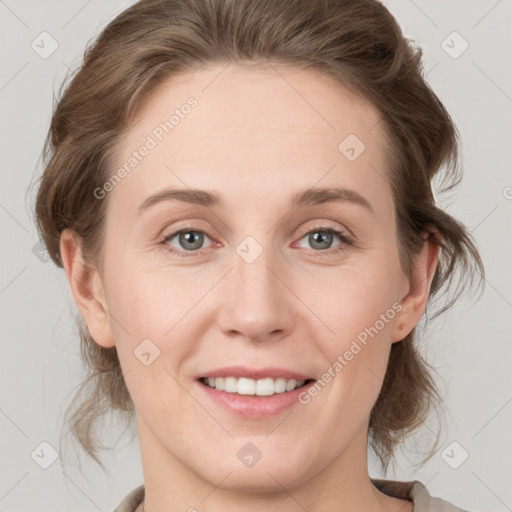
[74,63,427,491]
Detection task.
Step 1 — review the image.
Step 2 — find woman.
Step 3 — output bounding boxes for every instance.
[33,0,484,510]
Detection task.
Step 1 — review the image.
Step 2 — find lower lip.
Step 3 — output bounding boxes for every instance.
[196,380,315,419]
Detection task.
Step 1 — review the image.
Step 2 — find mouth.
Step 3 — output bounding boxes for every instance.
[198,376,316,397]
[194,366,317,418]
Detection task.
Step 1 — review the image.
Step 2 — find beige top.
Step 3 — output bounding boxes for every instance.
[113,478,470,511]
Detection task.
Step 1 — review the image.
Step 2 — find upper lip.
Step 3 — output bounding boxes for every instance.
[198,366,315,381]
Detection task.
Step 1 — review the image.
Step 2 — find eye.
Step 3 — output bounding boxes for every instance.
[295,225,353,256]
[160,224,354,258]
[161,228,215,256]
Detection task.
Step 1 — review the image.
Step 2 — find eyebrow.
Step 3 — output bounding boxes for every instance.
[136,186,374,215]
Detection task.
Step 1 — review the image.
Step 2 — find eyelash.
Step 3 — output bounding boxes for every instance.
[160,224,354,259]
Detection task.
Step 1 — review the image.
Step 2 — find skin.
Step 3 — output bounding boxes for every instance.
[60,63,438,512]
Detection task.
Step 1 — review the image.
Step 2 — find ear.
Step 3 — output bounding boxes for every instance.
[391,233,440,343]
[60,228,115,348]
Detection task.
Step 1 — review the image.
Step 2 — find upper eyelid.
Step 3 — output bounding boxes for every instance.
[295,222,349,237]
[162,223,351,249]
[163,222,348,239]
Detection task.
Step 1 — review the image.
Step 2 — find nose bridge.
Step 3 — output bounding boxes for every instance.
[218,233,291,340]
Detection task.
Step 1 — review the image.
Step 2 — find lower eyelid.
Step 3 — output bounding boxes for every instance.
[162,229,215,252]
[162,226,352,255]
[295,229,350,252]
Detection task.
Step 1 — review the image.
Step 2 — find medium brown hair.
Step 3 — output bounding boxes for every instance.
[31,0,484,475]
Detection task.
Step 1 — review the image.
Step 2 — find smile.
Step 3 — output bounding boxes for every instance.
[199,376,313,396]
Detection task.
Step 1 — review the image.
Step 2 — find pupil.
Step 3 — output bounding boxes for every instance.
[181,231,203,250]
[311,231,331,250]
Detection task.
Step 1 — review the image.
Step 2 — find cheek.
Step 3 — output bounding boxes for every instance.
[303,266,398,400]
[107,263,193,332]
[107,267,211,379]
[307,265,399,342]
[108,273,196,421]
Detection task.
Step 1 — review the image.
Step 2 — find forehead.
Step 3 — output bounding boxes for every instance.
[123,62,387,149]
[110,63,392,215]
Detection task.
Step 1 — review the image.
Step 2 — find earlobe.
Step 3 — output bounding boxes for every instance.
[59,229,116,348]
[391,234,440,343]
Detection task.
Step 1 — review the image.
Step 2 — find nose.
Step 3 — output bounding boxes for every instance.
[216,241,294,342]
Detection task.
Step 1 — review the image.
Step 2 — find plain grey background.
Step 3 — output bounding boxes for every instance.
[1,0,511,511]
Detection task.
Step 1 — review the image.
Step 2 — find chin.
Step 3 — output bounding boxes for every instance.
[196,453,315,493]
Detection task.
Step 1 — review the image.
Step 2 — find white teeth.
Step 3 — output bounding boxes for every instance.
[203,376,306,395]
[257,378,275,396]
[274,377,287,393]
[286,379,297,392]
[224,377,238,393]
